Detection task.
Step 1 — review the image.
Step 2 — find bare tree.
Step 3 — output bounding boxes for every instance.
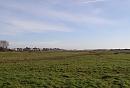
[0,40,9,49]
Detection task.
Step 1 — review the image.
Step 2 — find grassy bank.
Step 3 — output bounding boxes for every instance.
[0,51,130,88]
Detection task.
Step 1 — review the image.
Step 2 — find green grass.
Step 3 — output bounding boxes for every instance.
[0,51,130,88]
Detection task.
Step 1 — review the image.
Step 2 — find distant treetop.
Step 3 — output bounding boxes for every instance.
[0,40,9,49]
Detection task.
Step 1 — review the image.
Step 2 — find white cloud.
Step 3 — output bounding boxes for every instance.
[0,0,113,25]
[0,17,72,35]
[44,9,116,26]
[10,19,71,32]
[43,0,107,5]
[78,0,106,4]
[0,0,117,36]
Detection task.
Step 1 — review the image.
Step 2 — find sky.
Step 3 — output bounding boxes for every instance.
[0,0,130,49]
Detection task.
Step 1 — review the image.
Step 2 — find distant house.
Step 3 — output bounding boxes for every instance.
[16,48,23,52]
[23,47,31,51]
[42,48,50,51]
[32,47,40,51]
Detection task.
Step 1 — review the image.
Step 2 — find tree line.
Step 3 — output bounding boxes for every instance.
[0,40,64,52]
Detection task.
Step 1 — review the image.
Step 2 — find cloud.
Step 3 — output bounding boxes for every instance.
[39,0,107,5]
[1,0,114,25]
[11,19,71,32]
[78,0,106,4]
[0,19,72,35]
[0,0,117,36]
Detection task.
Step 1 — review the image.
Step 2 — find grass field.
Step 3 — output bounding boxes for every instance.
[0,51,130,88]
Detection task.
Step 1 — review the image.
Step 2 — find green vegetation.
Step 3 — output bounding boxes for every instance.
[0,51,130,88]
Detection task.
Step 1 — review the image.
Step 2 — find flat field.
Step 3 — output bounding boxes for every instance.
[0,51,130,88]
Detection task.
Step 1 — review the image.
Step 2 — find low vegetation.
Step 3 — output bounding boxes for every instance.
[0,51,130,88]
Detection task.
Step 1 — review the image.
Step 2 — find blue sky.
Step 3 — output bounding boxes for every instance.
[0,0,130,49]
